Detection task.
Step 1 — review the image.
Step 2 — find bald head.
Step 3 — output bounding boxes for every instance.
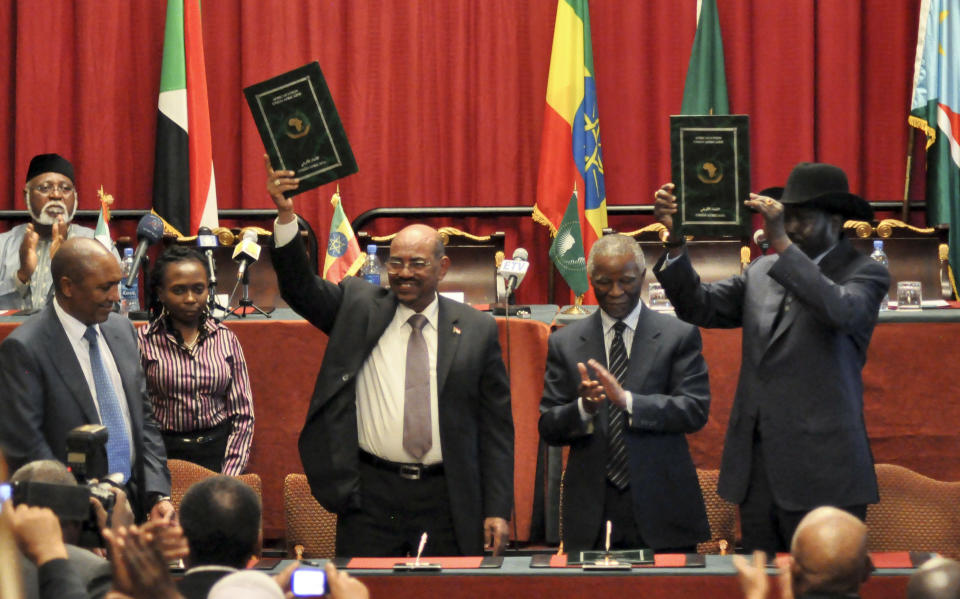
[908,557,960,599]
[391,224,445,259]
[52,237,114,293]
[790,506,871,595]
[53,237,122,325]
[386,224,449,313]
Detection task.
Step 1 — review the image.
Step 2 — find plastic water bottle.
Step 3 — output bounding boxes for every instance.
[870,240,890,311]
[361,244,382,286]
[120,248,140,315]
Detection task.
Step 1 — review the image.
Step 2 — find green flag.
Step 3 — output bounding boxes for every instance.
[549,192,589,296]
[681,0,729,115]
[909,0,960,295]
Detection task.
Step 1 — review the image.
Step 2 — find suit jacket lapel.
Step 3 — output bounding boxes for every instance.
[760,276,786,339]
[626,306,662,391]
[436,299,458,395]
[365,292,398,356]
[578,311,609,431]
[41,305,100,423]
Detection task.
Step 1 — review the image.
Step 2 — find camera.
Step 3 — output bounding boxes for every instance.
[9,425,121,547]
[66,424,110,482]
[290,568,329,597]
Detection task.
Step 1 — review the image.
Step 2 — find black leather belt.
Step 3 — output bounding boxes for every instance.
[359,450,443,480]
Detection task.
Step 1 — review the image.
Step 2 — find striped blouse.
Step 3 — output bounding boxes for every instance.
[137,316,254,475]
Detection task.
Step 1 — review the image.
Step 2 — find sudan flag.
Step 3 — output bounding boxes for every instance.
[535,0,607,300]
[153,0,218,237]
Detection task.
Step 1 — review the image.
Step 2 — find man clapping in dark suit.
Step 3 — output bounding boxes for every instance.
[265,157,513,557]
[539,233,711,553]
[0,237,172,521]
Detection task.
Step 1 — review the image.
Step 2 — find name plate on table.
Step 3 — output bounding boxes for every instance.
[244,61,358,198]
[575,549,653,567]
[670,115,750,238]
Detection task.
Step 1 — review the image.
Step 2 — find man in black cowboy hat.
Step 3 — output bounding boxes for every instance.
[652,162,890,553]
[0,153,117,311]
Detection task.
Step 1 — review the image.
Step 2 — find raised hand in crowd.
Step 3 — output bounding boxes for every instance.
[1,500,68,566]
[325,561,370,599]
[733,550,795,599]
[103,524,182,599]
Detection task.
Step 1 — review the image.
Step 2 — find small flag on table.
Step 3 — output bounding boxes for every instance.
[94,186,114,251]
[323,187,364,283]
[549,190,589,297]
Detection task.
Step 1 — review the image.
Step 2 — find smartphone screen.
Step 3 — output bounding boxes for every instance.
[290,568,328,597]
[0,482,11,508]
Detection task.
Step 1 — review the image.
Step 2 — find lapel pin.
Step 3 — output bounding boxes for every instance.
[452,325,461,336]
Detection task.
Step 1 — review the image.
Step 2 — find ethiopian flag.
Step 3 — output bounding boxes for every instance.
[323,190,364,283]
[535,0,607,287]
[910,0,960,292]
[153,0,218,237]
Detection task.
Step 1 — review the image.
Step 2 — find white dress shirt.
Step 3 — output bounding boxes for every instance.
[275,216,443,464]
[578,300,642,422]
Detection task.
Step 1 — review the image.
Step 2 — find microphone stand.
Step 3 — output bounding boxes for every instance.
[497,283,520,549]
[127,254,150,321]
[227,265,271,319]
[204,262,230,321]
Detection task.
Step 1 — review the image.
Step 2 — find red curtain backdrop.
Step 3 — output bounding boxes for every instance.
[0,0,924,304]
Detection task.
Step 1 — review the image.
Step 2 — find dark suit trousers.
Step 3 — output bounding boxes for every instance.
[335,459,460,557]
[590,481,695,554]
[740,431,867,553]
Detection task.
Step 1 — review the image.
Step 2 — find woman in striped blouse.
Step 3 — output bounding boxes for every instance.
[137,245,254,475]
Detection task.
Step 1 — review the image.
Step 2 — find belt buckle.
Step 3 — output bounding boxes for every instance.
[399,464,422,480]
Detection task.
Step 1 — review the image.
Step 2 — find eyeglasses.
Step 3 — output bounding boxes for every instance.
[385,258,433,273]
[31,182,75,195]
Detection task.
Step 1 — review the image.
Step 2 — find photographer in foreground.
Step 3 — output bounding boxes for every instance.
[6,459,127,599]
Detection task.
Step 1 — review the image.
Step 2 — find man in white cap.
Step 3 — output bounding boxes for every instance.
[0,153,114,311]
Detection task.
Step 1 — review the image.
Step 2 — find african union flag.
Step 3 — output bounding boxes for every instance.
[323,189,364,283]
[535,0,607,297]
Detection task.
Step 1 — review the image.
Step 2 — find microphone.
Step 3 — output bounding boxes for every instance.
[499,248,530,296]
[125,214,164,288]
[232,229,262,281]
[753,229,770,254]
[197,226,218,287]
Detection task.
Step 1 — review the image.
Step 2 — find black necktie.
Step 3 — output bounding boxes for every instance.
[606,321,630,490]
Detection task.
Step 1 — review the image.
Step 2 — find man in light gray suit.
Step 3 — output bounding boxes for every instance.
[0,237,172,521]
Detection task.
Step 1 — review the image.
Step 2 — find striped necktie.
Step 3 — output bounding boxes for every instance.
[606,321,630,490]
[83,326,132,482]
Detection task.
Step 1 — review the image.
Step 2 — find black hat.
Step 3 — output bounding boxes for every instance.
[26,153,75,184]
[757,162,873,221]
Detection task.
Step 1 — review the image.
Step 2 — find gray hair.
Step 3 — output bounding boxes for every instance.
[11,460,77,486]
[587,233,646,277]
